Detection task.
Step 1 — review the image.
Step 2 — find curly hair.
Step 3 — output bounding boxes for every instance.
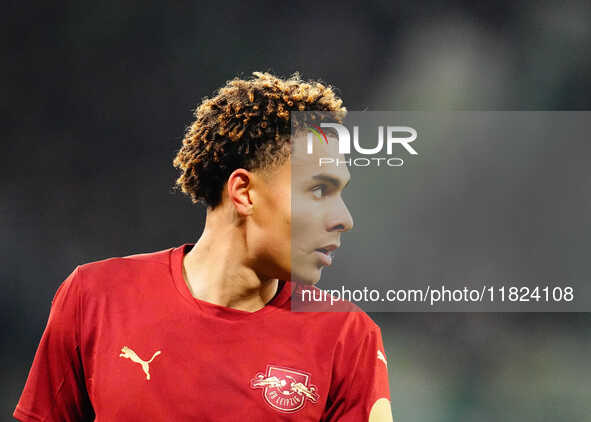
[172,71,347,209]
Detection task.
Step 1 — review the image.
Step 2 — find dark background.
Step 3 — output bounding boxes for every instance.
[2,1,590,420]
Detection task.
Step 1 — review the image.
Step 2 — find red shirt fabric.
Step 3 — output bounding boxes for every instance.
[14,244,390,421]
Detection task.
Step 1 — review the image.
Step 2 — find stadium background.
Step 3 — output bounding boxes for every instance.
[2,1,590,420]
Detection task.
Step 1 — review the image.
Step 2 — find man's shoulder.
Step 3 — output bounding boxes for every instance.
[78,245,172,272]
[292,283,381,334]
[73,245,176,292]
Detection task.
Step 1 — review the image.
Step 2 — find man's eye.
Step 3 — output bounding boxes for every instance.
[312,185,327,198]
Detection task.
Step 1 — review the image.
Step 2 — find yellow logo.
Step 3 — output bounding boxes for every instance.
[119,346,162,381]
[377,350,387,367]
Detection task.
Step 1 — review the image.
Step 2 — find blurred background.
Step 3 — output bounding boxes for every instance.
[2,0,590,420]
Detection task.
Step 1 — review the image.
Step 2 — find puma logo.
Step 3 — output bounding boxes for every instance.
[119,346,162,380]
[377,350,387,368]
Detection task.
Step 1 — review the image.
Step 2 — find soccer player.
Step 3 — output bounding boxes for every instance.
[14,72,393,421]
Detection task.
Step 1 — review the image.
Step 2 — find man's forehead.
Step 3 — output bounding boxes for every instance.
[290,132,351,185]
[291,158,351,187]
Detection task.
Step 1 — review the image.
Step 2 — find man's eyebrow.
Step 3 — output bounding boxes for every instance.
[311,174,351,189]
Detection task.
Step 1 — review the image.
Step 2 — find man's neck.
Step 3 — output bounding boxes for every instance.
[181,228,280,312]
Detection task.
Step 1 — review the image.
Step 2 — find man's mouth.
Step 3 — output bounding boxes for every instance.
[314,248,334,266]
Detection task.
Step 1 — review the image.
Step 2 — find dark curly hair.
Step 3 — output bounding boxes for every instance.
[172,71,347,209]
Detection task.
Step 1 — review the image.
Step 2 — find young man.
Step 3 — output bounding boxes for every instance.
[14,72,393,421]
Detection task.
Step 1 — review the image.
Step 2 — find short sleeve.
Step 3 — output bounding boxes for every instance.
[13,267,94,422]
[322,321,391,421]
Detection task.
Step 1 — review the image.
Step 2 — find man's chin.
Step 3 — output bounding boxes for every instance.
[289,269,322,286]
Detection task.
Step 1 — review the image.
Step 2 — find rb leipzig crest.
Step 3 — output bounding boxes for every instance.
[250,365,319,413]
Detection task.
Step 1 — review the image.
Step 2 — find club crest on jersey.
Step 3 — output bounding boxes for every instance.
[250,365,319,412]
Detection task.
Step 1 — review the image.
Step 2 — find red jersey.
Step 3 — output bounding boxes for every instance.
[14,244,390,421]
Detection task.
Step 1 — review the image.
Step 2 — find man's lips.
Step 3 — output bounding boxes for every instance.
[315,244,339,253]
[314,249,333,266]
[314,244,339,266]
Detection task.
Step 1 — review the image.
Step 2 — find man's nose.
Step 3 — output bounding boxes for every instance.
[328,197,354,232]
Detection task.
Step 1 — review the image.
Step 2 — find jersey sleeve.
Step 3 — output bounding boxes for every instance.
[13,266,94,422]
[322,319,391,422]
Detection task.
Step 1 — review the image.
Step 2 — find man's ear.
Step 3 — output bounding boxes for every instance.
[226,168,254,216]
